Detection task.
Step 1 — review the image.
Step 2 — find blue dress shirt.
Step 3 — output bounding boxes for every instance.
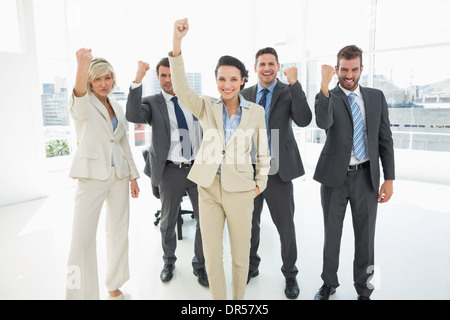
[256,80,277,154]
[213,93,250,173]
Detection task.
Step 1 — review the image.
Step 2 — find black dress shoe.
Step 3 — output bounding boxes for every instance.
[160,264,175,282]
[193,268,209,287]
[314,283,336,300]
[357,295,371,300]
[285,277,300,299]
[247,269,259,284]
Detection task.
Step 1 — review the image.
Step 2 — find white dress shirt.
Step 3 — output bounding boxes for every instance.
[339,84,369,165]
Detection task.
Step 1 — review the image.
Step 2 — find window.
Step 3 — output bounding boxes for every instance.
[0,0,21,53]
[33,0,73,161]
[376,0,450,49]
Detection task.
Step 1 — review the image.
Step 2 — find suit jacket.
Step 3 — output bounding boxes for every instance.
[241,79,312,182]
[169,54,271,192]
[313,84,395,191]
[126,85,202,186]
[69,92,139,181]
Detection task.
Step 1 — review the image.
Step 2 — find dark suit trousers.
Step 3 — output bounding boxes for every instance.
[320,166,378,297]
[159,163,205,269]
[249,173,298,278]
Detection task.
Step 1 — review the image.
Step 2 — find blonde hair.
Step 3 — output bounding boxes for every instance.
[87,57,117,94]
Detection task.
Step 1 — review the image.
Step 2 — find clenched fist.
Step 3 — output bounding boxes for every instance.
[134,61,150,84]
[76,48,93,74]
[283,66,298,85]
[174,18,189,39]
[320,64,335,96]
[74,48,93,97]
[172,18,189,57]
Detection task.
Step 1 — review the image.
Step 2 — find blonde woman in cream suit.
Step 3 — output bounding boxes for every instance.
[65,48,140,300]
[169,19,270,300]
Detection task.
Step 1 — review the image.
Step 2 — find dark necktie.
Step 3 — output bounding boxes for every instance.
[258,88,270,109]
[171,96,192,160]
[258,88,271,154]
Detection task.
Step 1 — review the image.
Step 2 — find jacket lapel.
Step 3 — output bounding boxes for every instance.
[360,86,372,135]
[90,93,113,133]
[249,85,258,103]
[333,84,352,117]
[268,81,283,118]
[156,93,171,137]
[212,101,226,146]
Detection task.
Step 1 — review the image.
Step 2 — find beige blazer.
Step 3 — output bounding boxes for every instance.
[69,92,139,181]
[169,54,270,192]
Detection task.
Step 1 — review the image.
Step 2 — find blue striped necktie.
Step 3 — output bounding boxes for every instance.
[349,92,367,161]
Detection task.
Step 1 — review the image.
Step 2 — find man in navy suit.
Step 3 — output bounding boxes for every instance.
[241,47,312,299]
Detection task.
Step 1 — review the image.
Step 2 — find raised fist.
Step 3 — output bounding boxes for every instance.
[283,66,298,85]
[76,48,93,73]
[174,18,189,39]
[321,64,335,85]
[134,60,150,84]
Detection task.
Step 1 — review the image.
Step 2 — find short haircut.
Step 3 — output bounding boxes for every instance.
[87,57,117,94]
[337,45,363,68]
[255,47,279,65]
[156,57,170,76]
[214,55,249,90]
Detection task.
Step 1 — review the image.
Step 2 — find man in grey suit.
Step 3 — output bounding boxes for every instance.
[126,57,208,287]
[313,45,395,300]
[241,47,312,299]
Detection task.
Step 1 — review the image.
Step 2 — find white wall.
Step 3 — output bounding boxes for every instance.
[0,0,48,206]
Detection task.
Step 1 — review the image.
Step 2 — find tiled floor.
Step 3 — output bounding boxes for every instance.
[1,165,450,300]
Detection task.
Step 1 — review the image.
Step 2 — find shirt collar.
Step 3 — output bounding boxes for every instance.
[339,84,362,98]
[161,90,176,103]
[257,79,278,94]
[213,93,250,109]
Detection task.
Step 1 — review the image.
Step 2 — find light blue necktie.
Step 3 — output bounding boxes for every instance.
[349,92,367,161]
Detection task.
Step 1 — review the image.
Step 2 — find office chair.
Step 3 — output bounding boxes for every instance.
[142,147,194,240]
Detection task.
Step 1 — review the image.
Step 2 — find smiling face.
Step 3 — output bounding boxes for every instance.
[255,53,280,87]
[91,73,114,99]
[216,65,245,101]
[336,57,363,92]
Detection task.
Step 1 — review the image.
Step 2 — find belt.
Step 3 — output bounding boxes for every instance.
[348,161,370,171]
[166,160,194,169]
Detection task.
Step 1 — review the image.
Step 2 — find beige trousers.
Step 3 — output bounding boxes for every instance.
[65,168,130,300]
[198,174,254,300]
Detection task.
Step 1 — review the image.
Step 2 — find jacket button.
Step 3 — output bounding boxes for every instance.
[109,139,114,143]
[222,150,225,155]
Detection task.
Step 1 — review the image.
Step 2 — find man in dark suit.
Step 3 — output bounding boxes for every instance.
[241,47,312,299]
[313,45,395,300]
[126,57,208,287]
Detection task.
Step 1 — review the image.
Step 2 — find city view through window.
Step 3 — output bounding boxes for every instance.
[18,0,450,167]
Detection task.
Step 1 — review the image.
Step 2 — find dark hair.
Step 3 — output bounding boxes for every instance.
[337,45,363,68]
[255,47,279,64]
[214,55,249,90]
[156,57,170,76]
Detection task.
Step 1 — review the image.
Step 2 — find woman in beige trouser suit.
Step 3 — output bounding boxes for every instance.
[65,48,140,300]
[170,19,270,300]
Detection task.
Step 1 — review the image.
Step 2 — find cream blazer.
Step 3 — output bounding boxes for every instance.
[69,92,139,181]
[169,54,270,192]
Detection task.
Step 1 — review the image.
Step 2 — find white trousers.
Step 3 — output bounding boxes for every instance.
[66,168,130,300]
[198,174,254,300]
